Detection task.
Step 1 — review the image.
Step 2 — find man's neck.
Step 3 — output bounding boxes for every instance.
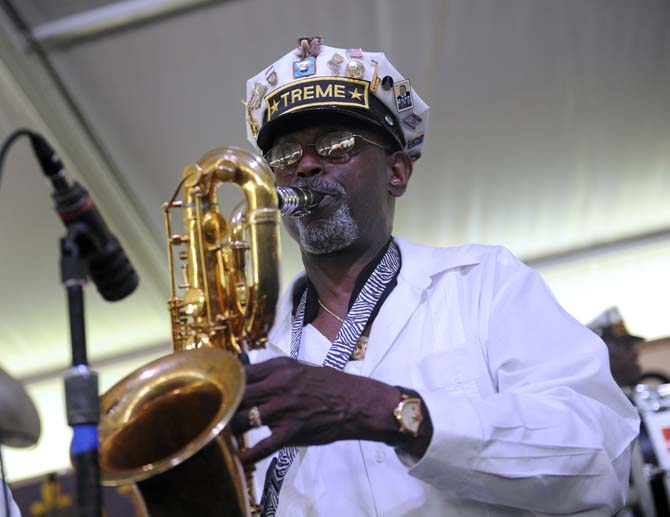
[301,234,391,310]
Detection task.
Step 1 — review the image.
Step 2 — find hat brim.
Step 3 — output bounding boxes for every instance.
[602,330,645,343]
[256,104,404,154]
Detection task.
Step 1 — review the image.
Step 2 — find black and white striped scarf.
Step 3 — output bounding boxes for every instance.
[260,240,401,516]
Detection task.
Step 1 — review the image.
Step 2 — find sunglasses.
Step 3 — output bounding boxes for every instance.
[264,130,389,176]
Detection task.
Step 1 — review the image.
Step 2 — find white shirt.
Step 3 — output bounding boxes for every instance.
[249,238,640,516]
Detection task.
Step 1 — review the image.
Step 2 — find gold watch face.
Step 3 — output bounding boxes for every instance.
[400,398,423,434]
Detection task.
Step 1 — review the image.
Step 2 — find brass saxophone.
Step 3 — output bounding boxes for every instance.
[97,147,320,516]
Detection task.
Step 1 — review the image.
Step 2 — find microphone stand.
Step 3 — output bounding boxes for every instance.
[1,129,137,517]
[61,223,102,517]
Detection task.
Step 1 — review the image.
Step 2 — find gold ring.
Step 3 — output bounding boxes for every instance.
[248,406,263,428]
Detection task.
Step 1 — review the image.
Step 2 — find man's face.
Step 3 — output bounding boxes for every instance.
[268,123,395,255]
[606,337,642,387]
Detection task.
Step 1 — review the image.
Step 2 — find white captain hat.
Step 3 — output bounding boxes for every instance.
[244,36,429,160]
[587,307,644,341]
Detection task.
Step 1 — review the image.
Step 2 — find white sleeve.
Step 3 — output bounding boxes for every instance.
[408,254,640,514]
[1,482,21,517]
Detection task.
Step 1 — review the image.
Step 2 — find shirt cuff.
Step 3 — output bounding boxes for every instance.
[405,389,483,494]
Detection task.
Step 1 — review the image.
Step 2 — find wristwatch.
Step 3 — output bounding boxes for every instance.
[393,388,424,437]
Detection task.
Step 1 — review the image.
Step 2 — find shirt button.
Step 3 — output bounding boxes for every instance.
[375,450,385,463]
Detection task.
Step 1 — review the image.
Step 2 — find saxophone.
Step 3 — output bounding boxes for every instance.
[97,147,320,516]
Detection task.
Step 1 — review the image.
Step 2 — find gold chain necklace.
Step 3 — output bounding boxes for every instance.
[317,298,345,323]
[317,298,368,360]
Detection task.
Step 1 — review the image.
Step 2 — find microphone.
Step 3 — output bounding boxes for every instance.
[28,132,139,301]
[276,187,324,217]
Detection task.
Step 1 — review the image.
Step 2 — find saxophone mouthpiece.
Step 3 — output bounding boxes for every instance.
[276,187,324,217]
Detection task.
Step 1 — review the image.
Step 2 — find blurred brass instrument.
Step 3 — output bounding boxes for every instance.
[97,148,320,516]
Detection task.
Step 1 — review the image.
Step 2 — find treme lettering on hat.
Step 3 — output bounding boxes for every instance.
[265,77,370,122]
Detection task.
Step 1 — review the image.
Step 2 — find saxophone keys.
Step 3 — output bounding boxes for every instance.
[171,234,190,245]
[180,287,205,317]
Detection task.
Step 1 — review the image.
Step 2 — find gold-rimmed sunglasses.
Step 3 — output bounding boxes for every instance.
[264,130,389,175]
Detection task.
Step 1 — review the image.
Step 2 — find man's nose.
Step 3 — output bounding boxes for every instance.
[295,147,323,178]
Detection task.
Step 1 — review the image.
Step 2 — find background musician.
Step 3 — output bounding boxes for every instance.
[588,307,670,388]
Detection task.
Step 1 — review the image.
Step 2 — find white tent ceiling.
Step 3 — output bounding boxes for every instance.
[0,0,668,480]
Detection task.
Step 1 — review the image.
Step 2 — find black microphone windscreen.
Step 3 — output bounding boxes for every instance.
[88,237,139,302]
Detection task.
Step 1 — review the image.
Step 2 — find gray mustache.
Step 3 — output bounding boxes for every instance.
[293,177,346,198]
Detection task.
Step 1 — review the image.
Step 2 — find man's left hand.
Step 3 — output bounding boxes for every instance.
[230,356,401,465]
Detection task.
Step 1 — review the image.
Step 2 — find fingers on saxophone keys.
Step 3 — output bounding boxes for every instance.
[239,438,278,466]
[239,428,290,466]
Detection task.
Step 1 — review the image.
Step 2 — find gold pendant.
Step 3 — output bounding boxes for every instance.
[350,335,368,361]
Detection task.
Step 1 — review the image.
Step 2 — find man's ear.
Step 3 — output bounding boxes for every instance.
[387,151,413,197]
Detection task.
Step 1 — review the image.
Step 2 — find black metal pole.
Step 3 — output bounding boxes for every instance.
[60,227,102,517]
[67,282,88,366]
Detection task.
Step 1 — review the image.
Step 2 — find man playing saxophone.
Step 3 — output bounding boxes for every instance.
[230,37,639,516]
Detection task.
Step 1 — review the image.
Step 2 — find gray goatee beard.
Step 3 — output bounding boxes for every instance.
[293,180,358,255]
